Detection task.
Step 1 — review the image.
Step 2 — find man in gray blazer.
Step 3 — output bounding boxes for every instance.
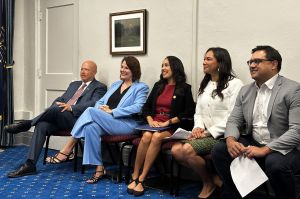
[212,46,300,199]
[5,60,107,178]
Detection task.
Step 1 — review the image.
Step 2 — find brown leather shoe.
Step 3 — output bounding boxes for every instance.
[3,120,32,134]
[7,163,37,178]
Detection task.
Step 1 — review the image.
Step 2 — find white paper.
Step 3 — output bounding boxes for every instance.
[164,128,191,140]
[230,156,268,197]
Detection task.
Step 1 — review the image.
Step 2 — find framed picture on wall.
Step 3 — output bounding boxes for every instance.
[110,9,147,55]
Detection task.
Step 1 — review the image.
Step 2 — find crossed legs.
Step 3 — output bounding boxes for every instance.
[171,142,219,198]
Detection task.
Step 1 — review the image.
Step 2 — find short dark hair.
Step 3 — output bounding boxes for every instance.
[121,56,141,81]
[160,56,186,84]
[251,45,282,72]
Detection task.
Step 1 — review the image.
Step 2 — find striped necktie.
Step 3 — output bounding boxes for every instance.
[67,83,87,105]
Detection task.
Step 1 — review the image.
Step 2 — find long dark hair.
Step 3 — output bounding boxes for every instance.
[157,56,187,94]
[198,47,235,100]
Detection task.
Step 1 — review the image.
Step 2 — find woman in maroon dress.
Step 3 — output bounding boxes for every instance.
[127,56,195,196]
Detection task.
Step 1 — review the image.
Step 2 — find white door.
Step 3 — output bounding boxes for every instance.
[39,0,78,149]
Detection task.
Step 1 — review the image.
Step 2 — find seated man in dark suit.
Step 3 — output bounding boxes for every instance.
[5,60,107,178]
[211,45,300,199]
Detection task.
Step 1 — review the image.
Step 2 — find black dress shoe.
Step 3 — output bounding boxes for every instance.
[7,163,37,178]
[3,120,32,134]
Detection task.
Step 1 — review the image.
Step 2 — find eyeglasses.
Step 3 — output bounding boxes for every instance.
[247,59,272,66]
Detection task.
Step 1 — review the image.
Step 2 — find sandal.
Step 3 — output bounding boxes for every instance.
[127,177,138,194]
[133,178,145,197]
[86,169,106,184]
[46,151,74,164]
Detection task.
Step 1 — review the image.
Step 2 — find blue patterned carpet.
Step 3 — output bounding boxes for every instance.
[0,146,202,199]
[0,146,271,199]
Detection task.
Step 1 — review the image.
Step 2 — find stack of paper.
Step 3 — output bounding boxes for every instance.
[164,128,191,140]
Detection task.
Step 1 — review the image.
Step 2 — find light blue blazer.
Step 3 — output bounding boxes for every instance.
[94,80,149,127]
[71,80,149,165]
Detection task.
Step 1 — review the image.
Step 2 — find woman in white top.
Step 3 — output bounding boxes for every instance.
[171,47,243,199]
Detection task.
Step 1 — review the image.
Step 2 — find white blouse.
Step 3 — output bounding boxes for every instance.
[194,78,243,138]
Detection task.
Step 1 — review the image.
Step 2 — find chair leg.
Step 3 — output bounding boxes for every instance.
[263,182,270,196]
[78,141,85,174]
[170,156,174,195]
[118,142,128,183]
[106,143,116,164]
[43,136,50,165]
[74,142,78,172]
[175,163,181,196]
[126,145,136,184]
[161,151,168,173]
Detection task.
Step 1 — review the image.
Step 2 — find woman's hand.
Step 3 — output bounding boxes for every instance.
[148,120,160,127]
[149,120,170,127]
[158,121,170,127]
[100,105,112,114]
[187,127,205,140]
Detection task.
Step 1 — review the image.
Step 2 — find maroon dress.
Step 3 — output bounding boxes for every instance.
[153,84,175,134]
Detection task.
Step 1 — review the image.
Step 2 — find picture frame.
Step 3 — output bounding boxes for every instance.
[110,9,147,55]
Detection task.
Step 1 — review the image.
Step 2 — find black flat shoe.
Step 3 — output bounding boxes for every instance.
[133,179,145,197]
[198,186,220,199]
[127,177,138,194]
[4,120,32,134]
[8,163,37,178]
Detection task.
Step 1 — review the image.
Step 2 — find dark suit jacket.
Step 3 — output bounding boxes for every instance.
[53,79,107,117]
[142,82,195,129]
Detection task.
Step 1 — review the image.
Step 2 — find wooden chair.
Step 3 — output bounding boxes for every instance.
[43,130,84,173]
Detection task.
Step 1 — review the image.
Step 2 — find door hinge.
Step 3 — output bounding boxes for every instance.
[39,11,43,21]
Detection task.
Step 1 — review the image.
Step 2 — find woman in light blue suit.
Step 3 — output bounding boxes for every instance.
[47,56,149,184]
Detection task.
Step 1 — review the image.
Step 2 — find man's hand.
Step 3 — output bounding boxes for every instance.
[226,137,246,158]
[187,127,205,140]
[244,145,271,158]
[56,102,72,112]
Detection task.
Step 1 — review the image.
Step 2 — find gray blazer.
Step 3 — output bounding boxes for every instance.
[225,75,300,155]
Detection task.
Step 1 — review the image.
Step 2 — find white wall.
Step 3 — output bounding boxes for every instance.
[13,0,35,119]
[197,0,300,84]
[78,0,196,91]
[13,0,300,118]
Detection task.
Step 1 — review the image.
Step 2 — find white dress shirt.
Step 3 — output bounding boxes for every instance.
[194,78,243,138]
[252,74,279,144]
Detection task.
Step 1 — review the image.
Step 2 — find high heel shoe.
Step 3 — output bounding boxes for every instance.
[86,169,106,184]
[46,151,74,164]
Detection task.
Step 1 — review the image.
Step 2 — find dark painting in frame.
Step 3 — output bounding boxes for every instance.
[110,9,147,55]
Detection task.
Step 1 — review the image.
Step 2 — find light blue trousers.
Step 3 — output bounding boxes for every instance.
[71,107,138,165]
